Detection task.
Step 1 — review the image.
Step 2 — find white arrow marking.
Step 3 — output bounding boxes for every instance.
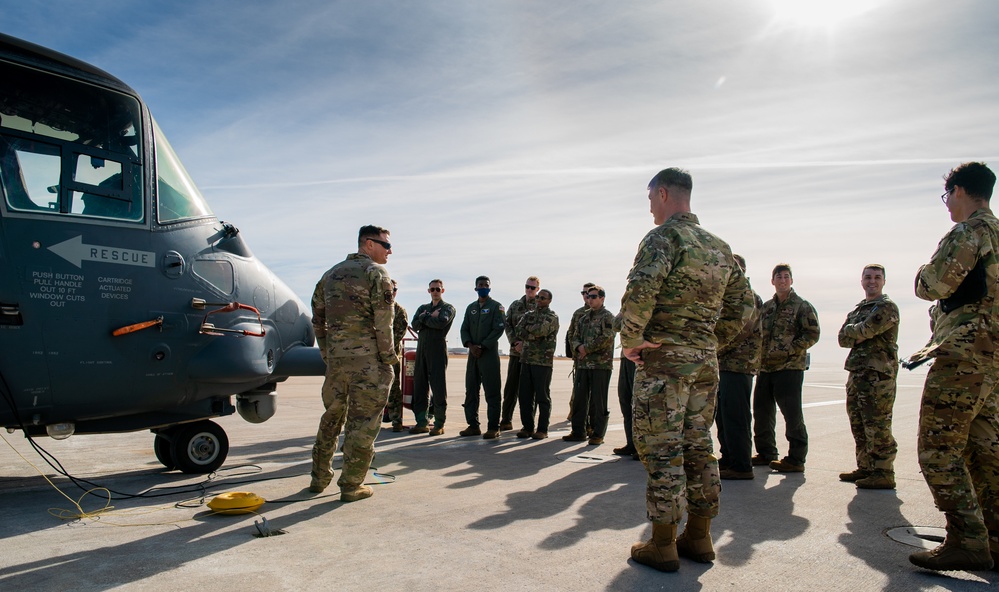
[48,236,155,269]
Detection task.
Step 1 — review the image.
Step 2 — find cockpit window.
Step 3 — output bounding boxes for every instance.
[153,118,213,223]
[0,59,143,221]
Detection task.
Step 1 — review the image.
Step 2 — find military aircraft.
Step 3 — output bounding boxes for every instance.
[0,33,325,473]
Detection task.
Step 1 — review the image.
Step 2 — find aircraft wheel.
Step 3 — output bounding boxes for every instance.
[171,420,229,474]
[153,432,177,470]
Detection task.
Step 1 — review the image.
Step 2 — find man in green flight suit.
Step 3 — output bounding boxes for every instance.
[409,279,456,436]
[459,276,506,439]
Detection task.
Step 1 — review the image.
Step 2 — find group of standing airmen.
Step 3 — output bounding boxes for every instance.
[306,162,998,575]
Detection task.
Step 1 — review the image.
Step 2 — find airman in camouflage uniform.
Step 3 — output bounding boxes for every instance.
[310,225,398,503]
[752,264,820,473]
[622,168,754,573]
[565,282,597,423]
[516,289,559,439]
[837,265,899,489]
[907,162,999,572]
[716,254,762,480]
[386,280,410,432]
[501,276,540,430]
[409,279,456,435]
[564,285,616,445]
[565,283,596,357]
[459,276,506,439]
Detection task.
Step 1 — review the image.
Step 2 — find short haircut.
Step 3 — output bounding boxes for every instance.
[945,162,996,201]
[475,275,490,285]
[733,254,747,273]
[588,285,606,298]
[358,225,390,247]
[772,263,792,279]
[648,167,693,192]
[527,275,540,284]
[538,289,553,300]
[428,278,444,287]
[582,282,596,290]
[863,264,885,278]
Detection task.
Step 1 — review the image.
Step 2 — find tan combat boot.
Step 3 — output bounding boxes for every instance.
[855,473,895,489]
[909,542,994,571]
[910,514,994,572]
[340,485,374,503]
[677,513,715,562]
[631,523,680,572]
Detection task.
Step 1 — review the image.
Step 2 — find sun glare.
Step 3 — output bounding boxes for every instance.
[769,0,877,28]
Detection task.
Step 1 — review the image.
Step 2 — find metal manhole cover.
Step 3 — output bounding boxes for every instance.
[886,526,945,550]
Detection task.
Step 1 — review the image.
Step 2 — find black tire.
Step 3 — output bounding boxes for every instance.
[170,420,229,474]
[153,432,177,470]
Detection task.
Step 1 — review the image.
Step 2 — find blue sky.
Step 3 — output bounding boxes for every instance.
[5,0,999,364]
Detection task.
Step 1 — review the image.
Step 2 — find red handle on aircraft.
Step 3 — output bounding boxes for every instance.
[112,317,164,336]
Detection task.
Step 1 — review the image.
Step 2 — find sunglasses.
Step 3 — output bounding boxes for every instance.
[367,238,392,250]
[525,285,538,290]
[429,287,442,292]
[586,294,601,299]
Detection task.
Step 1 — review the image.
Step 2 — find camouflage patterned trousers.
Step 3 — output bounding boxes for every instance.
[633,346,720,525]
[918,357,999,552]
[846,368,898,476]
[387,358,404,426]
[311,356,393,490]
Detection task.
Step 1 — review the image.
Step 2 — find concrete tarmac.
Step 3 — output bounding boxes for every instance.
[1,358,995,591]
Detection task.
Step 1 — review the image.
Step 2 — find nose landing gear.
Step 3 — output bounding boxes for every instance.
[152,420,229,473]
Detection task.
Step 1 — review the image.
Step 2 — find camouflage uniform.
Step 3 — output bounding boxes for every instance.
[911,207,999,555]
[619,212,754,524]
[569,305,616,439]
[387,301,409,428]
[837,294,899,478]
[517,306,560,433]
[310,253,397,492]
[716,289,762,473]
[502,295,536,425]
[565,305,589,357]
[460,298,506,431]
[566,303,593,424]
[411,300,456,429]
[753,289,820,466]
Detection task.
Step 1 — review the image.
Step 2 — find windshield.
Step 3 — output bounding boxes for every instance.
[0,59,143,221]
[153,118,213,223]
